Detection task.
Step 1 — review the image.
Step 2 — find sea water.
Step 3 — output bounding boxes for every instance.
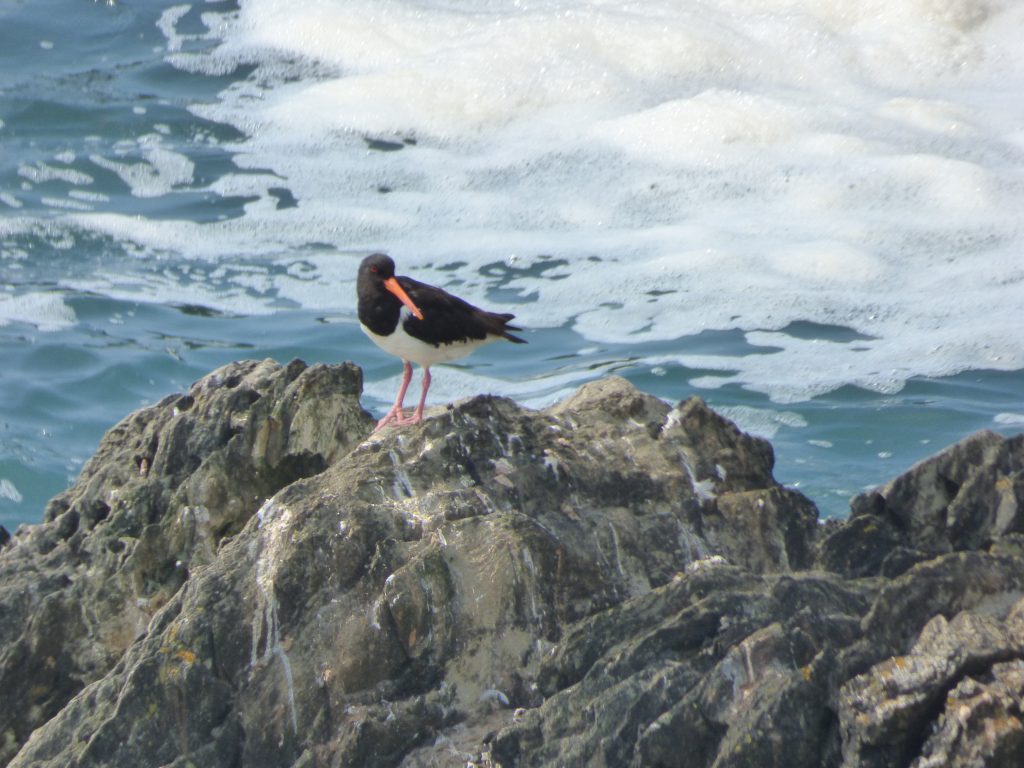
[2,0,1023,528]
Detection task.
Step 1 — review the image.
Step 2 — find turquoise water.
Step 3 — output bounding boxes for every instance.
[2,0,1023,529]
[3,292,1022,528]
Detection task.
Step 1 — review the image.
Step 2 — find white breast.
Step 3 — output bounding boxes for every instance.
[360,309,498,367]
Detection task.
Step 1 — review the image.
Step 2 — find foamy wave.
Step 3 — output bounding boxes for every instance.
[89,134,195,199]
[362,362,593,413]
[40,0,1024,401]
[0,292,77,332]
[0,479,23,504]
[712,405,809,439]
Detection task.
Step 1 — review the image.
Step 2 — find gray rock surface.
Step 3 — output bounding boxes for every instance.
[0,359,372,766]
[0,361,1022,768]
[820,430,1024,577]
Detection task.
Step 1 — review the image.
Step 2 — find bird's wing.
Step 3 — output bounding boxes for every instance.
[398,276,516,343]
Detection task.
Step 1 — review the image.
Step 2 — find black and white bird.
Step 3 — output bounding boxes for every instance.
[357,253,527,430]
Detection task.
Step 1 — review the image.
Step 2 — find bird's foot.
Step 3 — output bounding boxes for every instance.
[374,409,402,431]
[374,408,423,431]
[393,410,423,426]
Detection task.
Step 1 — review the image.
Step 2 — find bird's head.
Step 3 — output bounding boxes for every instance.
[358,253,424,320]
[360,253,396,281]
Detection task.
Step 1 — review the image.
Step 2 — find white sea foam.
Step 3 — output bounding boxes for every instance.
[42,196,93,212]
[0,479,23,503]
[157,5,193,53]
[18,162,94,186]
[32,0,1024,401]
[362,363,589,413]
[0,292,77,331]
[68,190,110,203]
[89,134,195,198]
[713,406,808,440]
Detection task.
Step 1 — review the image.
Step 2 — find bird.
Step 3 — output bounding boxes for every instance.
[357,253,527,430]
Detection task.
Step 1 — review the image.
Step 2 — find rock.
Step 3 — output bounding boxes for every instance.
[1,374,814,768]
[914,659,1024,768]
[0,359,372,767]
[839,593,1024,768]
[497,567,869,768]
[1,363,1023,768]
[820,431,1024,577]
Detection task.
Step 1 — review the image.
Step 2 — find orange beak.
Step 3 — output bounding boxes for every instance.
[383,277,425,320]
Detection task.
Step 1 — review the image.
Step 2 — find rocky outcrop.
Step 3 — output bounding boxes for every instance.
[819,430,1024,578]
[0,359,372,766]
[0,362,1022,768]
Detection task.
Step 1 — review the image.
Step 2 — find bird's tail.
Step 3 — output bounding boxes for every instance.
[496,313,527,344]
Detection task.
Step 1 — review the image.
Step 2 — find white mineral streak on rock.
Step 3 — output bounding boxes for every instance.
[251,498,299,734]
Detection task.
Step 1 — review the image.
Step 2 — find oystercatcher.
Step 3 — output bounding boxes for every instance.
[357,253,527,429]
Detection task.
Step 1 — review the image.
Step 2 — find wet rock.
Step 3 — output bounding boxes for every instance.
[1,365,1023,768]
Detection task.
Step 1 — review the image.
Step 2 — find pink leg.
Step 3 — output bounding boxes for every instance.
[394,367,430,425]
[410,367,431,424]
[375,361,413,430]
